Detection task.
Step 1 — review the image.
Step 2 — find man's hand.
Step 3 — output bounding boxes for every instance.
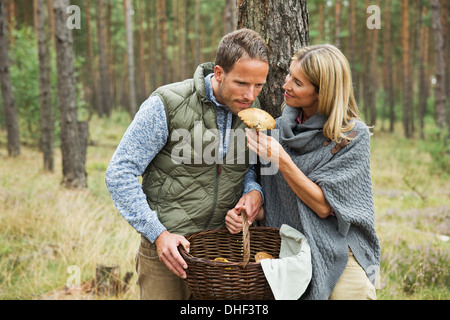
[154,230,190,279]
[225,190,263,234]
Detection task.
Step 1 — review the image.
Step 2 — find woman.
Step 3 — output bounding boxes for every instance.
[226,44,380,300]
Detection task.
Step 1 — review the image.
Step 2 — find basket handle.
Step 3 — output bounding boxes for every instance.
[239,209,250,268]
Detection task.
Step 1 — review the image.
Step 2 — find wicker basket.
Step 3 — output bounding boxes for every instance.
[179,211,281,300]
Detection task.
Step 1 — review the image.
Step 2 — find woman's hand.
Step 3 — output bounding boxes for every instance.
[246,129,285,167]
[247,129,333,219]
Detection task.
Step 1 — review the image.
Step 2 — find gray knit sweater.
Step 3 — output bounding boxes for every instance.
[261,106,380,300]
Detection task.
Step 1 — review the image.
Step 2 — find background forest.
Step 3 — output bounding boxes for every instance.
[0,0,449,300]
[1,0,449,153]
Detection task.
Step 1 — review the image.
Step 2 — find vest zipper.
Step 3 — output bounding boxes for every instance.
[204,164,221,229]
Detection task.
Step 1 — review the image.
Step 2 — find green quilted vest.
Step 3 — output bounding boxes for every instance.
[142,63,260,236]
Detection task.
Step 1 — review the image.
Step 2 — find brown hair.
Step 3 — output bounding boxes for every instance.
[215,28,269,73]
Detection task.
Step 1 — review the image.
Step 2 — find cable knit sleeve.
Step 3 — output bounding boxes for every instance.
[310,122,374,237]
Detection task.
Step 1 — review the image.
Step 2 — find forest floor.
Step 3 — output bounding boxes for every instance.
[0,111,449,300]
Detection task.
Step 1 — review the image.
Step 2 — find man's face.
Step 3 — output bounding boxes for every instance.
[212,59,269,115]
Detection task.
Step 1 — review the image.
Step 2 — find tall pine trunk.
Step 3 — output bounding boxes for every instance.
[159,0,168,84]
[402,0,412,138]
[124,0,137,115]
[430,0,447,130]
[383,0,395,132]
[237,0,309,117]
[96,0,112,117]
[0,0,20,157]
[418,4,430,139]
[53,0,87,189]
[36,0,54,171]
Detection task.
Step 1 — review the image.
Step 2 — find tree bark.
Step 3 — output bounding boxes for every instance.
[418,4,429,139]
[193,0,200,68]
[223,0,236,34]
[402,0,412,138]
[159,0,168,84]
[96,0,112,117]
[430,0,447,130]
[53,0,87,189]
[335,0,342,49]
[0,0,20,157]
[85,0,98,117]
[237,0,309,117]
[383,0,395,133]
[124,0,137,115]
[368,0,379,127]
[36,0,54,171]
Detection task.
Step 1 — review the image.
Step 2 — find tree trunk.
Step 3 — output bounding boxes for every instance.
[36,0,54,171]
[335,0,342,48]
[0,0,20,157]
[430,0,447,129]
[47,0,54,46]
[159,0,168,84]
[368,0,379,126]
[442,0,450,130]
[53,0,87,189]
[193,0,200,68]
[138,0,147,100]
[348,0,360,104]
[383,0,395,132]
[418,4,429,139]
[85,0,98,117]
[177,0,186,81]
[223,0,236,34]
[145,0,156,90]
[124,0,137,115]
[184,0,191,78]
[402,0,412,138]
[237,0,309,117]
[96,0,112,117]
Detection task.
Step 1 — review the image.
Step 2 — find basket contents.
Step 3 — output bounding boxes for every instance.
[255,252,275,263]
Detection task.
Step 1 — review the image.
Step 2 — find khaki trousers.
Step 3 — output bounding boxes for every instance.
[329,252,377,300]
[135,236,192,300]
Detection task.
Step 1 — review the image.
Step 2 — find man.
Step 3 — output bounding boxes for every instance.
[105,28,269,300]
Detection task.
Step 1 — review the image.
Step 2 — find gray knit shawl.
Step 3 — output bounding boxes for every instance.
[261,106,380,300]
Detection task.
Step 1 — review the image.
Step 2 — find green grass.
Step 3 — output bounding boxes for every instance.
[0,112,449,300]
[370,127,450,300]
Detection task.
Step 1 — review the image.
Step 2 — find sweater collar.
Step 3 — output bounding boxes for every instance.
[278,105,327,150]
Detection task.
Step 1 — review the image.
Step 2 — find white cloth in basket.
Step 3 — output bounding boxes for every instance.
[260,224,312,300]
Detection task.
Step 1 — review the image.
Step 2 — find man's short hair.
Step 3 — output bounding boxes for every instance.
[215,28,269,73]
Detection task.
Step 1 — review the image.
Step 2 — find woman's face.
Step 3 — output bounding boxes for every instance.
[283,61,319,113]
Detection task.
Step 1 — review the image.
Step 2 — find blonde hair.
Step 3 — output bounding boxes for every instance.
[292,44,361,143]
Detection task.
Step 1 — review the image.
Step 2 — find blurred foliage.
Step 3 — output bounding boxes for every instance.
[0,25,88,147]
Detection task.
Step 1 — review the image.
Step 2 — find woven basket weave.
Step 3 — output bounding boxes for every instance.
[179,211,280,300]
